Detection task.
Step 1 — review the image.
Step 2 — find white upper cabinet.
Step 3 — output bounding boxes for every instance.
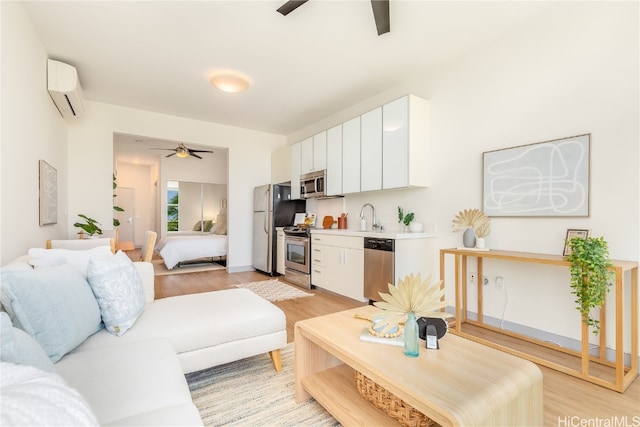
[291,142,301,199]
[313,131,327,171]
[291,94,429,197]
[326,124,342,196]
[300,137,314,175]
[382,95,429,189]
[300,132,326,175]
[342,116,361,194]
[360,107,382,192]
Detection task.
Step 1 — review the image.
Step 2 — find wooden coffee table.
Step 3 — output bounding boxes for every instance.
[295,306,543,426]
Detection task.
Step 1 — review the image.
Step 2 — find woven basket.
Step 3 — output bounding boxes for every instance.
[354,370,437,427]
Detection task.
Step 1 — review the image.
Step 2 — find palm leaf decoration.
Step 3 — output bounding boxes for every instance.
[475,222,491,238]
[373,273,452,328]
[452,208,490,233]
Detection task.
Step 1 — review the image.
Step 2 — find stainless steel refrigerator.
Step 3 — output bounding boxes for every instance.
[252,184,306,274]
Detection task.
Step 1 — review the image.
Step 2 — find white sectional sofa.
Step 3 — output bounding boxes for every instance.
[0,249,287,426]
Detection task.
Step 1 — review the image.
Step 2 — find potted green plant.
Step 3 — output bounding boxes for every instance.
[566,235,614,335]
[74,214,103,238]
[397,206,415,232]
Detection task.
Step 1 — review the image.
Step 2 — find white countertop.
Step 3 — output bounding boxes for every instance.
[310,228,435,240]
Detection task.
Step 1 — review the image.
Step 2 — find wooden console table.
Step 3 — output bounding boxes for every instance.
[295,306,543,426]
[439,248,638,393]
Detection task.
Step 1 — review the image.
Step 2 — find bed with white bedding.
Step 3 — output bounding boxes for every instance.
[157,233,227,270]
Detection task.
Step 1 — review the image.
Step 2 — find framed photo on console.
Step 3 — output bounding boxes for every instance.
[563,228,590,256]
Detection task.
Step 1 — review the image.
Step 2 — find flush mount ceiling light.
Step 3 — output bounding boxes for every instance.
[209,73,251,93]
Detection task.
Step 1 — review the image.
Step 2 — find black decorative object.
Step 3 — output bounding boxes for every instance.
[417,317,447,340]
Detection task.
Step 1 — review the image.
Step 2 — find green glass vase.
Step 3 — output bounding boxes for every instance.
[404,312,419,357]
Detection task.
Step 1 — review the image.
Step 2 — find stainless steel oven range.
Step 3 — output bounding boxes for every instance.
[283,227,311,289]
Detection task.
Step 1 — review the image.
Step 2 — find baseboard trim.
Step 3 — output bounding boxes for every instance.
[227,265,254,273]
[445,307,637,367]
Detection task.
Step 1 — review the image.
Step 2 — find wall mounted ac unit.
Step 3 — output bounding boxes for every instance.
[47,59,85,118]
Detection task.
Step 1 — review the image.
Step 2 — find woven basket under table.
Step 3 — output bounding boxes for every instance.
[354,370,438,427]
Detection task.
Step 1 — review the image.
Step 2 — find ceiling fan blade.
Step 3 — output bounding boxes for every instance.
[189,149,213,153]
[370,0,390,36]
[166,153,176,158]
[149,148,176,151]
[191,153,203,159]
[277,0,308,16]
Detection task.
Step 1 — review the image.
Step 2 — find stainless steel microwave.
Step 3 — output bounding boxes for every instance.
[300,170,326,198]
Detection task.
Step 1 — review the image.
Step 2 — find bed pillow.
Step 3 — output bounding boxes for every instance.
[212,222,227,235]
[0,313,54,373]
[203,220,214,232]
[27,246,113,277]
[87,251,145,336]
[0,265,102,362]
[1,362,98,426]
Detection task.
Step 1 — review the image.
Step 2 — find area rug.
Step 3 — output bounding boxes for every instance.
[152,259,225,276]
[186,343,339,426]
[232,279,313,302]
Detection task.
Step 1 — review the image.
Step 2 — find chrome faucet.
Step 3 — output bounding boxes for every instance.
[360,203,381,231]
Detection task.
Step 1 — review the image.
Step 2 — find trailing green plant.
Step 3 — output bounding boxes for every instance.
[113,173,124,227]
[566,236,614,335]
[74,214,103,236]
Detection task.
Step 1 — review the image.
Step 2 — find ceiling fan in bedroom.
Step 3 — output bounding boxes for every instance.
[276,0,390,36]
[149,143,213,159]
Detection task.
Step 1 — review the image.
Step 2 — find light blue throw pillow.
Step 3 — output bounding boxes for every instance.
[87,251,145,336]
[0,312,54,372]
[0,265,102,363]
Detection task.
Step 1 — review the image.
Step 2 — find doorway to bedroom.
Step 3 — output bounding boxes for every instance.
[113,133,229,267]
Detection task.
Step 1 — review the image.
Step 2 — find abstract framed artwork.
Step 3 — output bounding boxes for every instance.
[39,160,57,225]
[483,134,590,217]
[562,228,591,256]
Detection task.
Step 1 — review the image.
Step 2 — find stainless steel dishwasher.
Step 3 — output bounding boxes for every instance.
[363,237,395,302]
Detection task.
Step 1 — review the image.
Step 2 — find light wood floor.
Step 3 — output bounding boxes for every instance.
[145,252,639,425]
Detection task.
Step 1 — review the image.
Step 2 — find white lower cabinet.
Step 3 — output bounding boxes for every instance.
[311,234,364,302]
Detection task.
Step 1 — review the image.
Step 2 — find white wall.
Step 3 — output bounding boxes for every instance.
[67,101,286,271]
[295,2,639,352]
[0,2,70,264]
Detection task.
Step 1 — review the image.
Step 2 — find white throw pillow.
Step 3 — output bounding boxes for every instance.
[28,246,113,277]
[0,362,98,426]
[212,221,227,235]
[87,251,145,336]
